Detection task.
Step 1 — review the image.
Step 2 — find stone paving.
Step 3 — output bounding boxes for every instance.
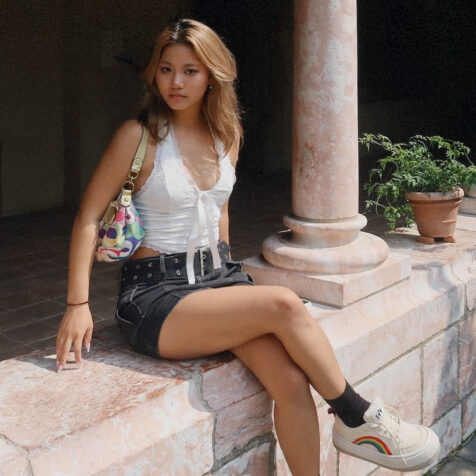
[432,434,476,475]
[1,172,475,475]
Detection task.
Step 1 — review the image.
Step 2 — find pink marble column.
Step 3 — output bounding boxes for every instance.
[262,0,389,275]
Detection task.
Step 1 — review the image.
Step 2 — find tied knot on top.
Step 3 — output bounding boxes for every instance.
[186,191,221,284]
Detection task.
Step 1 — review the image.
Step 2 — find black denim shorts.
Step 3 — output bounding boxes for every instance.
[115,241,254,358]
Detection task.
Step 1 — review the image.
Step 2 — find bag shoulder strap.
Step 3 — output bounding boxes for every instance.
[100,125,150,223]
[128,125,149,178]
[117,125,149,207]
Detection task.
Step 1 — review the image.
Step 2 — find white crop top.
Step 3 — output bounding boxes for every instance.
[133,126,236,284]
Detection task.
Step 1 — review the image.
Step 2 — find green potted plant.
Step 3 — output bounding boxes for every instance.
[461,165,476,198]
[360,133,475,244]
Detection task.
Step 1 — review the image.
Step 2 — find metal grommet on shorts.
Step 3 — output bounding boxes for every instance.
[148,262,153,268]
[176,269,181,275]
[174,258,179,264]
[133,275,138,280]
[147,273,152,278]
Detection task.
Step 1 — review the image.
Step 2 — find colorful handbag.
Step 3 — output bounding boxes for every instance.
[95,126,149,262]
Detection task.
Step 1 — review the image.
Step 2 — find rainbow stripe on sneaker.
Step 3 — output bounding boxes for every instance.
[352,436,392,455]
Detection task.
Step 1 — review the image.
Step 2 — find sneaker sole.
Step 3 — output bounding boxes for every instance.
[332,428,441,471]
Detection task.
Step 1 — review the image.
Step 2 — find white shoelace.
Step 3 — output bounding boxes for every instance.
[376,405,408,465]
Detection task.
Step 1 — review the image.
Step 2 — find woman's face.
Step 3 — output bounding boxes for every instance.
[155,43,210,113]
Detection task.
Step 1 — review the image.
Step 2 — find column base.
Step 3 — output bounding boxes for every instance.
[262,230,389,275]
[243,253,411,308]
[459,197,476,215]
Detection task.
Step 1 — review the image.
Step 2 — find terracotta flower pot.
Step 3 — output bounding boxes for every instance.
[404,188,464,244]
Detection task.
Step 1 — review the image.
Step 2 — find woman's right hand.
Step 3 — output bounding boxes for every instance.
[56,304,93,372]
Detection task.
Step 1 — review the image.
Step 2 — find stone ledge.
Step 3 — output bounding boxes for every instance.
[459,197,476,215]
[0,343,217,475]
[0,438,30,476]
[1,217,476,475]
[243,252,411,308]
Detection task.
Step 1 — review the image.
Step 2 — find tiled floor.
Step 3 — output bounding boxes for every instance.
[0,210,121,360]
[0,172,292,361]
[1,171,474,475]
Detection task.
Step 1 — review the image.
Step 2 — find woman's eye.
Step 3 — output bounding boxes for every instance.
[159,67,197,74]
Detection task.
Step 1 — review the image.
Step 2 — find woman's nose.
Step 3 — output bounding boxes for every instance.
[172,73,184,87]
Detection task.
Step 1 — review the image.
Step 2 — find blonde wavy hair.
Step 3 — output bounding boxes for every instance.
[140,18,243,156]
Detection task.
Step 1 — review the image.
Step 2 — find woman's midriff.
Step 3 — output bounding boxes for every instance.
[129,246,163,261]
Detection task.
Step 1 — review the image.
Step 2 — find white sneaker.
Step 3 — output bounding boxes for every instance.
[332,397,441,471]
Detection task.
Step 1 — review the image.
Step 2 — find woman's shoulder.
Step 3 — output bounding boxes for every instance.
[104,119,151,159]
[95,120,149,173]
[113,119,144,145]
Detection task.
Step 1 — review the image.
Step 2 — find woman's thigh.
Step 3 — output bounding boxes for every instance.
[230,334,311,404]
[158,284,304,359]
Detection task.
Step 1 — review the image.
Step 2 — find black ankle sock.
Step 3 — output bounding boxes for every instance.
[325,381,370,428]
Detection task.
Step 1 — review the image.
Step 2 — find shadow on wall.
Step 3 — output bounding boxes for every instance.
[1,0,474,219]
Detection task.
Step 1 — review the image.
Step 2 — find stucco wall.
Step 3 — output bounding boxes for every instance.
[0,1,64,216]
[0,0,193,217]
[62,0,194,209]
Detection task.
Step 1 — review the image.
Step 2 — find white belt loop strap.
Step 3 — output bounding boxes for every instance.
[186,230,198,285]
[185,192,221,285]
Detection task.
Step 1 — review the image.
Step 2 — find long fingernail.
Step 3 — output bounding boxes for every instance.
[86,343,90,353]
[56,362,64,373]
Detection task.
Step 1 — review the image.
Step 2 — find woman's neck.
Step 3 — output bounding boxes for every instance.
[170,105,206,130]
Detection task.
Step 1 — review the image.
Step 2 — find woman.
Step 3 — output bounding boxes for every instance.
[56,18,440,475]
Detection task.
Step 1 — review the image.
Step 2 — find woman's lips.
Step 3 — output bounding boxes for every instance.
[170,94,185,99]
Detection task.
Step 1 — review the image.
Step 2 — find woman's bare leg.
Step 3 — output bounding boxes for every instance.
[158,285,346,399]
[230,334,320,476]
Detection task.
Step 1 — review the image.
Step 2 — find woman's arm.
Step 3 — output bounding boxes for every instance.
[56,120,144,370]
[218,142,239,256]
[218,200,230,246]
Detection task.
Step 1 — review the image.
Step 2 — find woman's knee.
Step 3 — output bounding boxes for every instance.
[265,287,310,328]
